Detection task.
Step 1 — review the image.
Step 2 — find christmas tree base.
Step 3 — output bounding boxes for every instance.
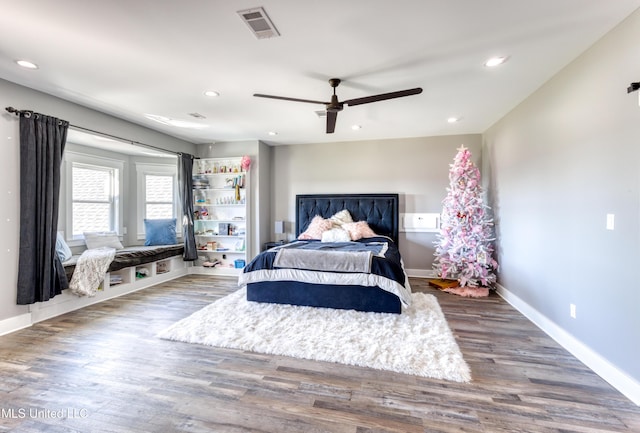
[442,286,489,298]
[427,278,460,290]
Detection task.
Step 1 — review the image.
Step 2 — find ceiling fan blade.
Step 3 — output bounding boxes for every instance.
[326,111,337,134]
[253,93,328,105]
[344,88,423,107]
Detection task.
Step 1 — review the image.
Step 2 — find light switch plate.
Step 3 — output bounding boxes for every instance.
[606,214,615,230]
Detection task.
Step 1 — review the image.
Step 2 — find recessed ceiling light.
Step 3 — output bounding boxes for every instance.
[484,56,509,67]
[447,117,461,123]
[351,125,362,130]
[268,131,278,136]
[16,60,38,69]
[204,90,220,97]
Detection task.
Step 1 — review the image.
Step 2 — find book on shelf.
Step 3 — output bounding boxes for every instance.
[110,275,124,285]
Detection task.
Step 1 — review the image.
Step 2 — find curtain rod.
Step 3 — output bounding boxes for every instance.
[5,106,192,158]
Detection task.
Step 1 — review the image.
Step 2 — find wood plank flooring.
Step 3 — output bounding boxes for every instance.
[0,275,638,432]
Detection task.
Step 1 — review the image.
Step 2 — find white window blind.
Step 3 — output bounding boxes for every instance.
[145,174,174,219]
[135,162,180,240]
[71,164,118,235]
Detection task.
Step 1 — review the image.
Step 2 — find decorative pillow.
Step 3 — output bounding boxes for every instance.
[144,218,177,246]
[321,227,352,243]
[298,215,332,240]
[55,231,72,262]
[329,209,354,227]
[83,231,124,250]
[342,221,378,240]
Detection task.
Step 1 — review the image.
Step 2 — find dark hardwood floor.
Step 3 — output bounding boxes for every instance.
[0,275,638,432]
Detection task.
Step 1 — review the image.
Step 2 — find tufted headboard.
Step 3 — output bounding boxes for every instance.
[295,193,400,244]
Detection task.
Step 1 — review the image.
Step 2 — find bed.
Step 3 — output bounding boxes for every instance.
[238,193,411,314]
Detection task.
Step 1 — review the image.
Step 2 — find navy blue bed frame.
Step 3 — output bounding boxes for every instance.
[295,193,400,244]
[246,193,403,314]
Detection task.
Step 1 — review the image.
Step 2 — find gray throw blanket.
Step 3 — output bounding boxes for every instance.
[274,248,373,273]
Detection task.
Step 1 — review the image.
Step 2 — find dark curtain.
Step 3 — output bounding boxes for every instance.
[17,112,69,304]
[178,153,198,261]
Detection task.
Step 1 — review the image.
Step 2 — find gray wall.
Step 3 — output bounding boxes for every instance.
[0,79,195,322]
[270,134,482,271]
[484,9,640,382]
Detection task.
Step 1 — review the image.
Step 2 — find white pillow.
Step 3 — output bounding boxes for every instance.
[321,228,351,243]
[83,231,124,250]
[329,209,354,227]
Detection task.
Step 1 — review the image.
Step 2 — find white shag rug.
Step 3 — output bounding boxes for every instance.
[158,288,471,382]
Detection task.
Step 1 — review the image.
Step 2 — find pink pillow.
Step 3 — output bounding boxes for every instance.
[298,215,333,240]
[342,221,377,240]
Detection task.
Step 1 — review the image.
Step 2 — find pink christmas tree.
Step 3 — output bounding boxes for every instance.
[433,146,498,291]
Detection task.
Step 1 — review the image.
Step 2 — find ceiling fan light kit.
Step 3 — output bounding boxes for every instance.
[254,78,422,133]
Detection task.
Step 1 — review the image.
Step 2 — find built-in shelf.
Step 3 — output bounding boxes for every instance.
[193,156,249,275]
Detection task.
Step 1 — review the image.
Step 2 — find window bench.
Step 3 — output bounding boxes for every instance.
[29,244,189,323]
[63,244,185,281]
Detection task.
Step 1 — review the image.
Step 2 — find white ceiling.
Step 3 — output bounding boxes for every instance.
[1,1,639,146]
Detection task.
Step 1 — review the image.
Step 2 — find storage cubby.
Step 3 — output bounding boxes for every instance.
[156,259,170,274]
[108,268,133,287]
[135,264,154,280]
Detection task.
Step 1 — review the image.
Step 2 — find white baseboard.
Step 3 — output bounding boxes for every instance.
[496,283,640,406]
[189,266,242,277]
[405,269,437,278]
[0,312,32,336]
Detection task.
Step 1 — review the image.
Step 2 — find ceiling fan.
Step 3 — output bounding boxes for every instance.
[253,78,423,133]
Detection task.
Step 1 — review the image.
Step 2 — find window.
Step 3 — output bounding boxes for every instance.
[72,165,117,234]
[145,174,174,219]
[64,152,124,242]
[136,162,180,239]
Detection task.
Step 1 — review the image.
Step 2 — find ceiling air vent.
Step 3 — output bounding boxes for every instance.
[237,7,280,39]
[314,110,326,118]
